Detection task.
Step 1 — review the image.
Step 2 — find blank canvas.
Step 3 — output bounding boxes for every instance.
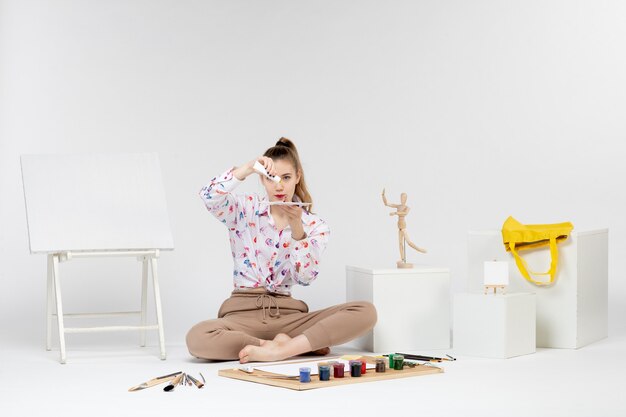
[483,261,509,286]
[21,153,174,253]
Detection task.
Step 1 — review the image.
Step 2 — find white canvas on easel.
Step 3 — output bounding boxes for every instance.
[21,153,174,363]
[483,261,509,294]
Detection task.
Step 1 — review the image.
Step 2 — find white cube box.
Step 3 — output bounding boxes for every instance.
[346,265,450,352]
[453,292,536,359]
[468,229,608,349]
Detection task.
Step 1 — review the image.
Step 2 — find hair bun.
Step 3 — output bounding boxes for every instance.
[276,137,294,148]
[263,137,311,212]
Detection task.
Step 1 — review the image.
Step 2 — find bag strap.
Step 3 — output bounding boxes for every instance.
[508,236,558,286]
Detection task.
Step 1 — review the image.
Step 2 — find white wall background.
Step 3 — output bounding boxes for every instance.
[1,0,624,349]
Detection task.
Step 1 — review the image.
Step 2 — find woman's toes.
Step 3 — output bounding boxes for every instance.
[239,345,254,363]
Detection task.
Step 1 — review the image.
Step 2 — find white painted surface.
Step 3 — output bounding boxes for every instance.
[21,153,174,253]
[0,2,624,413]
[2,0,625,349]
[483,261,509,286]
[2,339,626,417]
[346,265,450,351]
[453,292,536,359]
[468,229,608,348]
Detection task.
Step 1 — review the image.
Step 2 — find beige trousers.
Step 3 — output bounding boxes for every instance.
[186,289,377,360]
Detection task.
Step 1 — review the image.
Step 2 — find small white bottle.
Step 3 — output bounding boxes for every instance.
[253,161,281,183]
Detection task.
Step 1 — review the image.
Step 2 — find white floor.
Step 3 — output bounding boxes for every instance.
[2,337,625,417]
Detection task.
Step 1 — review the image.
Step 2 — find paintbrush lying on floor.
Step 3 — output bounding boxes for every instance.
[129,371,206,392]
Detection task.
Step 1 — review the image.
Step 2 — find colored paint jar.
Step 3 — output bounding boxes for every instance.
[361,360,367,374]
[333,363,345,378]
[319,365,331,381]
[388,354,395,369]
[375,358,386,373]
[299,367,311,383]
[350,361,362,377]
[393,355,404,370]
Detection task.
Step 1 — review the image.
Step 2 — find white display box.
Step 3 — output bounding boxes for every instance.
[453,292,536,359]
[468,229,608,349]
[346,265,450,352]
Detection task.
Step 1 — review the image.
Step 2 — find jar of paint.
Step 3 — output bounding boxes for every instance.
[393,355,404,370]
[350,360,362,377]
[388,354,395,369]
[333,363,345,378]
[318,365,331,381]
[316,362,328,373]
[299,367,311,383]
[375,358,386,373]
[361,360,367,374]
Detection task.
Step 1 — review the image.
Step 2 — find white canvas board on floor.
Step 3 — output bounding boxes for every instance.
[21,153,174,253]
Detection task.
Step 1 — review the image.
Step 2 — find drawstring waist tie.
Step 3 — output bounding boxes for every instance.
[255,294,280,323]
[217,288,309,319]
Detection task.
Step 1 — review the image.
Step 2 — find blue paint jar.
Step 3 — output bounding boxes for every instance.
[319,365,331,381]
[299,367,311,383]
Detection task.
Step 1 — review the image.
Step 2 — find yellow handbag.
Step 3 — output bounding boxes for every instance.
[501,216,574,286]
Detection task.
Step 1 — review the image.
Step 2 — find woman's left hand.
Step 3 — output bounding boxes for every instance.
[275,205,306,240]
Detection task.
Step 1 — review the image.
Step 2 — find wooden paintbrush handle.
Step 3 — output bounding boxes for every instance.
[186,374,205,389]
[128,372,183,391]
[163,374,183,392]
[171,373,184,385]
[128,375,176,391]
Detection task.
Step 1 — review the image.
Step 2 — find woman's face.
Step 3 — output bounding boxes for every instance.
[261,158,300,202]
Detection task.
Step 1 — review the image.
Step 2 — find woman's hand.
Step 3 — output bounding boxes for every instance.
[253,156,278,177]
[275,205,306,240]
[234,156,277,180]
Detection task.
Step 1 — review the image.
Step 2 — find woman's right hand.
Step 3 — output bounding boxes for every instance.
[253,156,277,177]
[234,156,277,180]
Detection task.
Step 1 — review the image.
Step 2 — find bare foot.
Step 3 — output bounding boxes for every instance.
[238,334,313,363]
[272,333,292,344]
[272,334,328,355]
[253,334,329,359]
[239,340,284,363]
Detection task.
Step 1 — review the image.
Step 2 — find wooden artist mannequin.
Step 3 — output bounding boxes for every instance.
[382,189,426,268]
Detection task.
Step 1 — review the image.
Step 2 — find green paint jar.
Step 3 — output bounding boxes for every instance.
[393,355,404,370]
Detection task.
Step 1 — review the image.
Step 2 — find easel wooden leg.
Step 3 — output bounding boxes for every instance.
[150,257,166,360]
[140,258,148,347]
[51,254,67,364]
[46,255,53,351]
[484,285,507,295]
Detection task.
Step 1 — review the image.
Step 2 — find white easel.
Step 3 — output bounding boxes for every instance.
[483,260,509,296]
[22,153,174,364]
[46,250,166,364]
